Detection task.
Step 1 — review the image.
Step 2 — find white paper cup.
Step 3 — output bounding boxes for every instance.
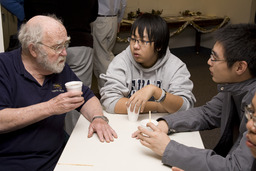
[65,81,83,92]
[127,104,141,122]
[140,119,158,131]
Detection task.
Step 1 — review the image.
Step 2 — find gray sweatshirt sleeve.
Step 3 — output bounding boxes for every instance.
[159,93,224,132]
[162,132,254,171]
[100,53,130,113]
[163,54,196,111]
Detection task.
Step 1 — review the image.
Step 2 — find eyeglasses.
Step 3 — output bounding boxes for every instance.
[38,40,70,54]
[210,50,226,62]
[245,104,256,127]
[128,37,153,47]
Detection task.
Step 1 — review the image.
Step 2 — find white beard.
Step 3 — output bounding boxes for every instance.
[36,50,66,73]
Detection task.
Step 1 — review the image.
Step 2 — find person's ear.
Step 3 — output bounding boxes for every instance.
[235,61,248,75]
[28,44,38,58]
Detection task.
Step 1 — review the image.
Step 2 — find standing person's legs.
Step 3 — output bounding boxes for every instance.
[93,16,118,90]
[66,46,93,88]
[64,46,93,135]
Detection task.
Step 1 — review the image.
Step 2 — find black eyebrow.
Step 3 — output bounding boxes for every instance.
[211,50,218,58]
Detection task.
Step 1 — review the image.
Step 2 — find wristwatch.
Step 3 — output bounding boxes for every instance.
[92,116,109,124]
[155,89,167,102]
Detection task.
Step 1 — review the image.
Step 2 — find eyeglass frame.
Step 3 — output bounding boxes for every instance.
[127,37,153,47]
[245,104,256,127]
[210,50,226,62]
[37,39,70,54]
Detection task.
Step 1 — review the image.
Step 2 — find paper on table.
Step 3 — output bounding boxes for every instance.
[57,163,93,166]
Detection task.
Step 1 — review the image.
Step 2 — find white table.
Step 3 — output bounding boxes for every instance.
[54,112,204,171]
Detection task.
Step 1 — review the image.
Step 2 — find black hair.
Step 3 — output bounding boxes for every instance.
[130,13,169,59]
[214,23,256,77]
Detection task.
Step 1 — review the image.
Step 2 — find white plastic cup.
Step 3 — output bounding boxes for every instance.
[127,104,141,122]
[65,81,83,92]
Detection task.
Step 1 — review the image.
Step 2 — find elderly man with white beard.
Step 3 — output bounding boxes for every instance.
[0,15,117,171]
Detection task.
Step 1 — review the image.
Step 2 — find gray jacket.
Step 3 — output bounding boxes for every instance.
[159,78,256,171]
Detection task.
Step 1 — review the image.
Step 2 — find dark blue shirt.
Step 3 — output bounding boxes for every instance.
[0,48,94,170]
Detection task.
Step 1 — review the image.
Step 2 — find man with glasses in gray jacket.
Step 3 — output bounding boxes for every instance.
[133,23,256,171]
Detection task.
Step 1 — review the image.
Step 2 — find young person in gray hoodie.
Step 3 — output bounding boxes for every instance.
[132,23,256,171]
[100,13,196,114]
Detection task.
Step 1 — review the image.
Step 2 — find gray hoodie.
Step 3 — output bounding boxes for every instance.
[100,46,196,113]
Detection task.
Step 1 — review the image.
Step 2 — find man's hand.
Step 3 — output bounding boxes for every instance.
[132,120,169,138]
[80,96,118,143]
[88,118,118,143]
[126,85,158,113]
[172,167,185,171]
[0,91,85,133]
[47,91,84,115]
[132,122,170,156]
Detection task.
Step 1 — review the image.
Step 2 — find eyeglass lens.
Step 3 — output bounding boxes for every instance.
[128,37,150,46]
[55,41,70,54]
[245,104,256,126]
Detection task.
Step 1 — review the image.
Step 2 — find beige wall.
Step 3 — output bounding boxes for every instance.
[125,0,255,23]
[1,1,255,52]
[0,5,4,52]
[120,0,256,50]
[0,6,18,52]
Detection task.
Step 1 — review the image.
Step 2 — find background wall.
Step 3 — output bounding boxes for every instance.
[115,0,256,52]
[1,1,256,53]
[0,6,4,52]
[125,0,255,23]
[0,5,18,52]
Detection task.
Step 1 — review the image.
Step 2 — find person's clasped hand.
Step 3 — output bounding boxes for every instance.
[132,121,171,156]
[88,118,118,143]
[126,85,157,113]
